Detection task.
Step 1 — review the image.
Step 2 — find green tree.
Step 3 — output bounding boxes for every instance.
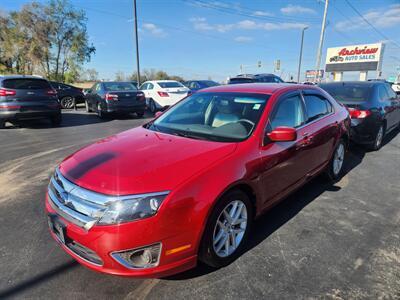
[0,0,95,83]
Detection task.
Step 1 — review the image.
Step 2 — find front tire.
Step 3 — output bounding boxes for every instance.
[326,139,346,181]
[85,100,92,112]
[0,120,6,129]
[199,190,253,268]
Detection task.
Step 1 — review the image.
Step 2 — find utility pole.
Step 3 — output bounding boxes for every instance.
[297,26,308,83]
[133,0,141,85]
[314,0,329,83]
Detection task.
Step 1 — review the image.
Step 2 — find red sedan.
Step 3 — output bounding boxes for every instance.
[46,83,350,277]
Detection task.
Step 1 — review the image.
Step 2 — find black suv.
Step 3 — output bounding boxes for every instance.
[50,81,85,109]
[0,75,61,128]
[228,73,284,84]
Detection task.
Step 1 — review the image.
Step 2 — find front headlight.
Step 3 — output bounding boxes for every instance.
[97,192,169,225]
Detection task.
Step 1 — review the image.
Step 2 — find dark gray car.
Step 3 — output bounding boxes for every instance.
[85,81,146,119]
[0,75,61,128]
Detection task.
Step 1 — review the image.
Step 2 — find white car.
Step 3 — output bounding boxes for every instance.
[140,80,190,113]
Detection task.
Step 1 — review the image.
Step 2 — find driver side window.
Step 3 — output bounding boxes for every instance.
[269,94,305,130]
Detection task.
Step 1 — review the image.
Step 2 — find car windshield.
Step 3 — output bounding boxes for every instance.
[229,78,254,84]
[148,92,270,142]
[157,82,184,88]
[104,82,137,91]
[319,84,371,102]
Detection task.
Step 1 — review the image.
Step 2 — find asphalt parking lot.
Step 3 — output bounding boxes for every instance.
[0,110,399,300]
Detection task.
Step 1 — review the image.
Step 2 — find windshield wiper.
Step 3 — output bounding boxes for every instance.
[171,131,207,140]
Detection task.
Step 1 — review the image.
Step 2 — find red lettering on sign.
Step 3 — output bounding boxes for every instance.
[337,46,378,56]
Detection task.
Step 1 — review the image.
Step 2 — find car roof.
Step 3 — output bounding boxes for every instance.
[319,81,380,87]
[0,75,46,80]
[198,83,318,94]
[231,73,277,79]
[145,80,180,83]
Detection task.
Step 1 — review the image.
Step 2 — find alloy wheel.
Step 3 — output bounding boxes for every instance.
[375,126,384,149]
[85,101,91,112]
[60,96,74,109]
[150,100,156,113]
[333,143,345,176]
[212,200,247,258]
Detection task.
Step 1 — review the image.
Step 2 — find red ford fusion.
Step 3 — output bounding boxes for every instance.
[46,83,350,277]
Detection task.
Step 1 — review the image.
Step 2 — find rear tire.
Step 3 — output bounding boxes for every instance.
[97,103,107,119]
[149,99,157,114]
[60,96,74,109]
[85,100,92,112]
[0,120,6,129]
[368,124,384,151]
[199,190,253,268]
[51,114,62,127]
[326,139,346,181]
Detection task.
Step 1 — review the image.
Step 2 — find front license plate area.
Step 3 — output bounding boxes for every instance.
[48,214,70,244]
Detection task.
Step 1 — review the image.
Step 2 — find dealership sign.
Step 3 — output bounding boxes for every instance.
[325,43,385,72]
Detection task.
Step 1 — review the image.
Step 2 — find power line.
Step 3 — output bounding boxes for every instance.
[184,0,320,24]
[344,0,400,49]
[73,3,303,54]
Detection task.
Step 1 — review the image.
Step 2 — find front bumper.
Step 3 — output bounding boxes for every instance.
[45,194,197,277]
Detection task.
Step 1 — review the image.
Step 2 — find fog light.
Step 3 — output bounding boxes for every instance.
[111,243,162,269]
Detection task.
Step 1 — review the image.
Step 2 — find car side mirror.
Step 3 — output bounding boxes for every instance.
[266,127,297,142]
[154,111,163,118]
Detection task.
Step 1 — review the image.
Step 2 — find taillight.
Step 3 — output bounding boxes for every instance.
[136,92,145,101]
[0,88,16,96]
[0,105,21,109]
[105,93,118,100]
[157,91,169,97]
[348,108,371,119]
[46,89,58,96]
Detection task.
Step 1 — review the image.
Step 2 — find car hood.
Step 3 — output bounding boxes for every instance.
[59,127,237,195]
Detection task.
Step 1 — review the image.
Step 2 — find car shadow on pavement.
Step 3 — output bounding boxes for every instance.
[166,144,369,280]
[0,261,79,299]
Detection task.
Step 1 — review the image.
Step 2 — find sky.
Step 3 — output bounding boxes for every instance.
[2,0,400,82]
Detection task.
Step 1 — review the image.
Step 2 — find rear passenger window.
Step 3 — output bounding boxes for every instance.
[303,94,331,122]
[3,79,51,90]
[270,95,305,129]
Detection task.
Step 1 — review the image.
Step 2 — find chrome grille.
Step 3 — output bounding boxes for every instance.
[48,168,107,230]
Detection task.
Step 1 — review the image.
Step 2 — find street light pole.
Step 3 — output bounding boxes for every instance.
[314,0,329,83]
[133,0,141,86]
[297,26,308,83]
